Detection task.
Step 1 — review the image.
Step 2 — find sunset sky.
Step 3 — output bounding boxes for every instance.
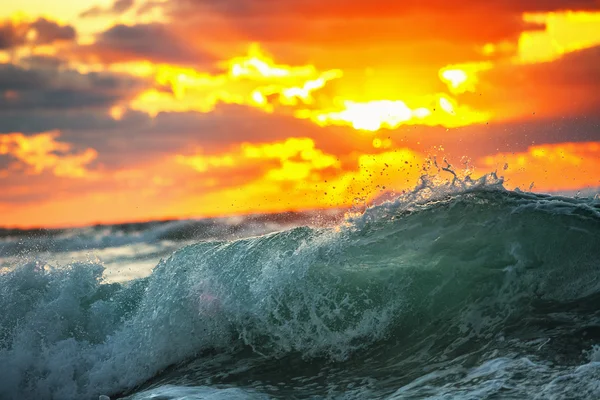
[1,0,599,228]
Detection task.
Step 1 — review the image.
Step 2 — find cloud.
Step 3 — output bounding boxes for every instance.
[123,43,491,134]
[28,18,76,45]
[515,11,600,64]
[126,44,344,117]
[151,0,600,50]
[0,61,148,111]
[0,17,76,50]
[479,45,600,119]
[80,0,135,18]
[19,55,68,70]
[154,7,535,50]
[175,137,340,187]
[1,112,599,227]
[164,0,600,19]
[73,106,368,169]
[517,45,600,87]
[79,23,213,65]
[0,99,375,174]
[0,98,598,179]
[0,20,27,50]
[0,131,97,178]
[167,137,426,217]
[478,141,600,191]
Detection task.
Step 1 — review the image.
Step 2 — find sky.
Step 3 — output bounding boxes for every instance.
[0,0,599,228]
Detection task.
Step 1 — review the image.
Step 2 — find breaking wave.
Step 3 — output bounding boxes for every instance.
[1,173,600,399]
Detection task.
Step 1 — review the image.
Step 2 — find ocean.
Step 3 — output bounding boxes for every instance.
[1,172,600,400]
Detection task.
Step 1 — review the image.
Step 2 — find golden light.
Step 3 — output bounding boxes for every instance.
[227,43,316,80]
[280,70,343,105]
[109,105,125,120]
[439,97,455,114]
[306,100,423,131]
[130,44,343,116]
[298,94,488,131]
[176,152,236,173]
[0,131,98,178]
[126,42,493,131]
[479,142,600,192]
[439,62,493,94]
[517,11,600,64]
[176,138,341,183]
[171,138,426,217]
[441,69,467,90]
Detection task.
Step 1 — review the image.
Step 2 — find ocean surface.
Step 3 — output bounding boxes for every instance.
[1,173,600,400]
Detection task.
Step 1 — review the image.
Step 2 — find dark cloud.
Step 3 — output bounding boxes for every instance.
[0,62,148,111]
[137,0,164,15]
[0,18,76,50]
[79,23,212,66]
[67,106,337,167]
[1,97,599,192]
[0,153,17,171]
[1,90,123,111]
[19,55,68,70]
[80,0,135,18]
[405,116,600,159]
[0,64,45,90]
[29,18,76,45]
[0,103,364,170]
[1,91,598,169]
[0,109,148,134]
[0,21,23,49]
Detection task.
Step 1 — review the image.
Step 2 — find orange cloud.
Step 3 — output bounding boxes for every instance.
[0,131,97,178]
[171,137,425,217]
[478,142,600,192]
[0,14,76,51]
[176,137,341,182]
[515,11,600,64]
[129,44,343,115]
[68,10,600,132]
[442,11,600,122]
[2,5,600,230]
[127,43,490,131]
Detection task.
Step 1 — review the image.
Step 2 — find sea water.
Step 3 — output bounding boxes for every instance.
[1,173,600,399]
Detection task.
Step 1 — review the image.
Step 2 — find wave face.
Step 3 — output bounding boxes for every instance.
[1,179,600,399]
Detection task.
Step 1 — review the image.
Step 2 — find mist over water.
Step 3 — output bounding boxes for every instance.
[1,172,600,399]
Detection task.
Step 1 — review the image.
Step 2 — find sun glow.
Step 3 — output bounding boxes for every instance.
[128,44,490,131]
[439,62,493,94]
[299,94,489,131]
[130,44,343,116]
[441,69,468,89]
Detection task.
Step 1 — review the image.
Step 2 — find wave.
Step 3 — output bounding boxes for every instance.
[1,174,599,399]
[0,210,343,257]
